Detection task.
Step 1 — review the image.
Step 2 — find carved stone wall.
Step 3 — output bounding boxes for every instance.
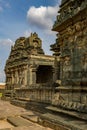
[51,0,87,113]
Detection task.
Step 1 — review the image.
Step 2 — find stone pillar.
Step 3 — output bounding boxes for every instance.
[12,72,15,84]
[10,73,12,85]
[14,70,17,85]
[28,65,37,85]
[21,66,28,86]
[18,68,22,85]
[15,69,18,84]
[52,68,55,82]
[24,67,27,86]
[52,67,57,82]
[29,66,32,85]
[27,69,30,85]
[32,67,37,84]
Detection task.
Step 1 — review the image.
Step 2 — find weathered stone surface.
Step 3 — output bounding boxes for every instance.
[4,32,59,103]
[51,0,87,115]
[21,114,38,123]
[7,116,34,127]
[0,100,53,130]
[0,120,13,129]
[4,0,87,129]
[39,112,87,130]
[0,100,28,119]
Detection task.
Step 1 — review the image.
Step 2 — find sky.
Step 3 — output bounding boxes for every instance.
[0,0,61,82]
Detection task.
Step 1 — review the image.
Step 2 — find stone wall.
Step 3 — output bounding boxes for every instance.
[15,87,54,104]
[51,0,87,114]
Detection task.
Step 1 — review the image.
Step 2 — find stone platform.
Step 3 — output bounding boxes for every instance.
[39,111,87,130]
[0,100,52,130]
[11,99,87,130]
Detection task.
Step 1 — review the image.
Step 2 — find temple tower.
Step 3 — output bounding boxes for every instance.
[51,0,87,116]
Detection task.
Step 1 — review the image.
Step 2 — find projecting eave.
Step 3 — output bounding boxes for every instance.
[52,8,87,32]
[52,18,72,32]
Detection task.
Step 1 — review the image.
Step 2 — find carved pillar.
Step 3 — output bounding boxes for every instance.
[15,69,18,84]
[18,69,21,85]
[27,64,30,85]
[21,66,28,86]
[29,66,32,85]
[52,66,59,82]
[12,71,15,84]
[20,68,25,86]
[24,67,27,86]
[28,65,37,85]
[32,67,37,84]
[52,67,57,82]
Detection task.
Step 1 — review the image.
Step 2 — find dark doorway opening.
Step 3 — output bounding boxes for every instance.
[36,65,53,83]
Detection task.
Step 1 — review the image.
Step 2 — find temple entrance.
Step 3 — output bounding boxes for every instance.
[36,65,53,83]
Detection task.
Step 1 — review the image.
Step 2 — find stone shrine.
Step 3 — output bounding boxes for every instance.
[5,32,59,103]
[51,0,87,118]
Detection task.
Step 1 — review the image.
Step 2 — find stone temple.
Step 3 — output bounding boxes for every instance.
[4,0,87,129]
[5,32,59,103]
[52,0,87,114]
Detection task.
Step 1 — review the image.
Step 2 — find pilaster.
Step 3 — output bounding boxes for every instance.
[28,65,37,85]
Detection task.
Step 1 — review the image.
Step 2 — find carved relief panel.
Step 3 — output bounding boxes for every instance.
[62,56,72,80]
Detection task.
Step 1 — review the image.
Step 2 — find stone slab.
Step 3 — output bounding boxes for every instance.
[39,112,87,130]
[12,126,53,130]
[47,106,87,120]
[0,125,53,130]
[7,116,34,127]
[0,100,28,119]
[21,114,38,123]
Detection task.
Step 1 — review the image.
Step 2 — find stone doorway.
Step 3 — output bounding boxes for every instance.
[36,65,53,83]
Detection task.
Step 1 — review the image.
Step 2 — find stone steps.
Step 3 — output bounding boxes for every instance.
[11,100,49,114]
[7,116,34,127]
[47,106,87,120]
[39,112,87,130]
[21,114,38,123]
[0,115,52,130]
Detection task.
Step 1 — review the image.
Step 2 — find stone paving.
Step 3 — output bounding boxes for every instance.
[0,100,28,119]
[0,100,52,130]
[0,120,13,129]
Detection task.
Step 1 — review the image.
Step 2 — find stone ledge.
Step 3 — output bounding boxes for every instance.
[7,116,34,127]
[38,112,87,130]
[21,114,38,123]
[47,106,87,120]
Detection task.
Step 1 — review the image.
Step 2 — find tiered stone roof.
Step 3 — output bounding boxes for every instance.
[5,33,44,68]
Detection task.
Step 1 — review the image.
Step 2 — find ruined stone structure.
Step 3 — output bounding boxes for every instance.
[5,32,59,103]
[51,0,87,118]
[4,0,87,129]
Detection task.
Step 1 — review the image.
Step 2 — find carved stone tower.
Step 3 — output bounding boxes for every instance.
[51,0,87,118]
[5,32,59,103]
